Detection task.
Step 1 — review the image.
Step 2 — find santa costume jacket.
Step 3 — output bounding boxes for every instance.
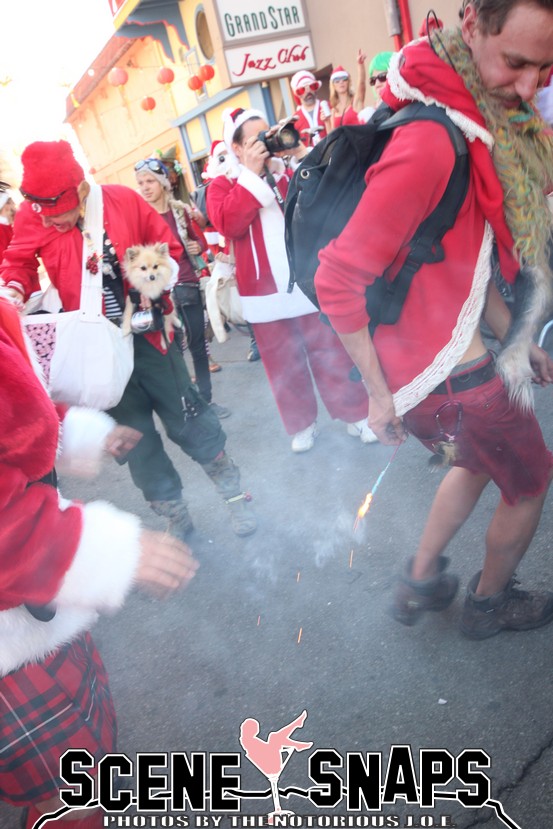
[207,164,317,323]
[0,185,183,352]
[294,101,329,146]
[315,41,520,418]
[0,301,143,677]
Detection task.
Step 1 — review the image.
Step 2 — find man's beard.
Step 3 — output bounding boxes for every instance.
[302,93,316,107]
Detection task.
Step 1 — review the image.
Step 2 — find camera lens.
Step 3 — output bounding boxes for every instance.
[277,127,299,149]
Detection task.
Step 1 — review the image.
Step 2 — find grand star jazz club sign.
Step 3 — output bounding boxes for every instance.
[211,0,315,85]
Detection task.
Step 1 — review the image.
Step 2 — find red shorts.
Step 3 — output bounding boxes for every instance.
[0,633,116,806]
[403,372,553,505]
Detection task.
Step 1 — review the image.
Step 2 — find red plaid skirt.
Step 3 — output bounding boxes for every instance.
[0,633,117,806]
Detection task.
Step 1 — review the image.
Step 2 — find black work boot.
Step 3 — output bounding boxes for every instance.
[150,498,194,540]
[390,557,459,626]
[461,572,553,640]
[201,453,257,537]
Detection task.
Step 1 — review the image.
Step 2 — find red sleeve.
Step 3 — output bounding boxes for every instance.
[207,176,265,240]
[0,203,44,298]
[315,120,456,334]
[0,329,82,610]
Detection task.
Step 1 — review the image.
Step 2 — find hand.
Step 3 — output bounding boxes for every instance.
[368,393,407,445]
[105,425,143,459]
[185,240,202,256]
[529,343,553,386]
[0,286,24,311]
[242,135,270,175]
[357,49,367,65]
[135,530,199,599]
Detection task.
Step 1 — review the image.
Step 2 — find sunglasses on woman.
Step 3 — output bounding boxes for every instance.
[134,159,168,175]
[369,72,388,86]
[296,82,319,96]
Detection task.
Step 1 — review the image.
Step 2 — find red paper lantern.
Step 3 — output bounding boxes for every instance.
[188,75,203,91]
[198,64,215,82]
[157,67,175,86]
[108,67,128,87]
[140,96,156,112]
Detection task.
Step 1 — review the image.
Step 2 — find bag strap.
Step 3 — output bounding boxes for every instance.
[80,184,104,323]
[368,103,469,334]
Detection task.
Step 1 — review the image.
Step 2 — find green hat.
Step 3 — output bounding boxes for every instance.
[368,51,394,77]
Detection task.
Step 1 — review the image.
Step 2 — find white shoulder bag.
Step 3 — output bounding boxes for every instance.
[22,185,134,410]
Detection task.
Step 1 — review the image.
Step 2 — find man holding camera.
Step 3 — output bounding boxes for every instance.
[207,107,375,452]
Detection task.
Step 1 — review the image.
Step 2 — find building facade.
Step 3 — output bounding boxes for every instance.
[67,0,461,198]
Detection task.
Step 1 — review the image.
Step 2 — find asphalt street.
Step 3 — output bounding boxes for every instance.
[3,328,553,829]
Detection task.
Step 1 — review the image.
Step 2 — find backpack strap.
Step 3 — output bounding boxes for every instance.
[367,102,469,334]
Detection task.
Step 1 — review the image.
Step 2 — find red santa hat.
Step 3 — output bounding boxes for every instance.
[330,65,350,84]
[222,107,266,155]
[20,141,84,217]
[209,140,227,159]
[290,70,321,103]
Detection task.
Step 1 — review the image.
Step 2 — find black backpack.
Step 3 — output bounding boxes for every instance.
[284,102,469,334]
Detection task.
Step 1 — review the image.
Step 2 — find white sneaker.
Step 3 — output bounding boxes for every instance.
[347,419,379,444]
[291,422,318,453]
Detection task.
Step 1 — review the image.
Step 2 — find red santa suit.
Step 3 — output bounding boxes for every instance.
[0,185,182,353]
[0,299,143,817]
[295,100,330,146]
[207,158,368,434]
[315,40,520,418]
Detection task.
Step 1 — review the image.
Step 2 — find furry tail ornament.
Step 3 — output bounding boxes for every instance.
[496,261,553,412]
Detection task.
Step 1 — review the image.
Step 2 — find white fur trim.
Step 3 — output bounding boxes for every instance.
[56,501,142,610]
[393,223,494,416]
[56,407,115,477]
[0,500,142,675]
[387,47,494,151]
[0,605,99,676]
[237,168,275,207]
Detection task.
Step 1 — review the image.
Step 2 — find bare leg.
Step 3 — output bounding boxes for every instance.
[411,467,490,581]
[477,480,551,596]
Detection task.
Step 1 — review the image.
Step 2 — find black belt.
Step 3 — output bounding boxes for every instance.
[432,358,496,395]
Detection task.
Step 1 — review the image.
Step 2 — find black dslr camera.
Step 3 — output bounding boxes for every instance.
[257,121,301,155]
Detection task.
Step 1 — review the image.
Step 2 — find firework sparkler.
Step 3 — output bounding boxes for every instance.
[353,444,401,532]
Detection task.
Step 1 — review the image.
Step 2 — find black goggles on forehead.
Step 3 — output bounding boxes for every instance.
[20,187,69,205]
[134,159,167,174]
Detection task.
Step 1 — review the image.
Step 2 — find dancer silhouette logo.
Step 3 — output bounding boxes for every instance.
[33,710,522,829]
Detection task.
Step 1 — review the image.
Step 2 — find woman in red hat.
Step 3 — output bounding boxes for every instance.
[329,49,367,130]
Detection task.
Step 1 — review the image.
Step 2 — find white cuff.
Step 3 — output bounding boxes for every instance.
[237,168,275,207]
[56,501,142,611]
[57,407,115,477]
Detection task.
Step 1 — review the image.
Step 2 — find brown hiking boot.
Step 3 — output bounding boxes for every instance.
[150,499,194,540]
[461,572,553,639]
[201,453,257,537]
[390,557,459,626]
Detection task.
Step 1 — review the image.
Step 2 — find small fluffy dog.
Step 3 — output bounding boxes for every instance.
[122,242,179,351]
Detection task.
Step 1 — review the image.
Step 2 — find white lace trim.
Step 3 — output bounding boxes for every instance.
[387,48,494,151]
[393,223,494,416]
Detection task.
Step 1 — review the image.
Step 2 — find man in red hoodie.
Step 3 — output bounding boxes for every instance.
[0,141,256,539]
[315,0,553,639]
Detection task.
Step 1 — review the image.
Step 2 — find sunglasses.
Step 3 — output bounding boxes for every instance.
[369,73,388,86]
[20,187,69,205]
[296,82,319,96]
[134,159,168,175]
